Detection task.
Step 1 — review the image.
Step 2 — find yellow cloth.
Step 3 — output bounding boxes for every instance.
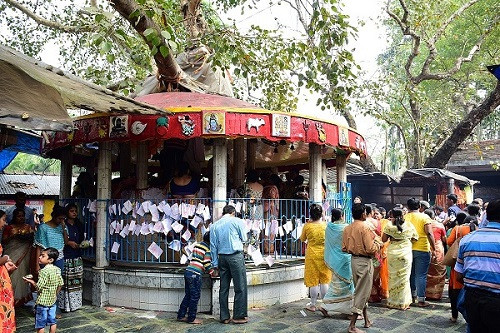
[405,212,431,252]
[300,222,331,287]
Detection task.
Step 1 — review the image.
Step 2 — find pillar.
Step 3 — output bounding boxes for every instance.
[336,154,347,192]
[233,138,246,188]
[59,146,73,199]
[119,142,132,178]
[447,178,455,195]
[247,139,257,171]
[93,141,111,306]
[322,160,328,185]
[212,138,227,220]
[136,142,148,190]
[309,143,322,203]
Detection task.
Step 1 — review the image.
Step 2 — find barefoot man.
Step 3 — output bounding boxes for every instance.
[342,203,382,333]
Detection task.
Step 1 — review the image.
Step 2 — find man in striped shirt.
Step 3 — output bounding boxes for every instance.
[177,232,214,324]
[454,198,500,333]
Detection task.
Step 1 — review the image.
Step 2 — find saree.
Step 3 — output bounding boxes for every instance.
[384,222,418,310]
[0,244,16,332]
[58,257,83,312]
[369,219,389,302]
[426,221,446,300]
[322,223,354,314]
[2,224,34,306]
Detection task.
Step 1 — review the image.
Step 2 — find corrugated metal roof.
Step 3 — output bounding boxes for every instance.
[0,174,75,196]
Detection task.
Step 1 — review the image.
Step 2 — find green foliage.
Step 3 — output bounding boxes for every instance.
[361,0,500,168]
[0,0,357,115]
[4,153,61,174]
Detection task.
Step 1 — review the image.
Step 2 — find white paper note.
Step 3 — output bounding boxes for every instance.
[283,220,293,233]
[147,241,164,259]
[136,204,145,217]
[111,242,120,254]
[196,203,205,215]
[291,225,303,240]
[168,240,181,251]
[190,215,203,228]
[265,255,275,267]
[89,200,97,213]
[251,248,265,266]
[128,220,136,232]
[141,201,150,213]
[252,220,261,232]
[134,224,141,236]
[171,221,184,234]
[153,221,163,233]
[271,220,279,235]
[163,203,172,217]
[157,200,165,213]
[182,229,191,241]
[264,222,270,237]
[278,226,285,237]
[180,254,189,264]
[140,223,150,235]
[122,200,133,214]
[235,201,242,213]
[170,203,180,220]
[203,206,211,221]
[89,237,94,247]
[161,218,172,234]
[149,204,160,222]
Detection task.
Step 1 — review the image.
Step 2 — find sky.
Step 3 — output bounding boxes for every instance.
[33,0,388,161]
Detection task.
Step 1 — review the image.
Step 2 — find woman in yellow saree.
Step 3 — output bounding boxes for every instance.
[382,208,418,310]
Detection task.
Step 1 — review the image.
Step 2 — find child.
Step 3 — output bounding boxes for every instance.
[23,248,64,333]
[177,232,215,324]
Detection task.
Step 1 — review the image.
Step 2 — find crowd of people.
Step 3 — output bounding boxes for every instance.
[298,195,499,333]
[0,192,87,332]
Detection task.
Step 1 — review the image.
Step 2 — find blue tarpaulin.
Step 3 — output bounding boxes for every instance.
[0,129,41,172]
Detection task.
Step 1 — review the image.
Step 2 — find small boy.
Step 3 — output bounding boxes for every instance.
[177,232,215,324]
[23,247,64,333]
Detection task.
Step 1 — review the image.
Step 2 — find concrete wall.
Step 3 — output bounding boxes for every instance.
[83,263,307,312]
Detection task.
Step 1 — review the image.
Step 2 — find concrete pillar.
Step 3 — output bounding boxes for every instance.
[233,138,246,188]
[336,154,347,192]
[136,142,148,190]
[322,160,328,185]
[309,143,323,203]
[119,142,132,179]
[96,141,111,268]
[59,146,73,199]
[447,178,455,195]
[211,279,221,316]
[93,141,111,306]
[247,139,257,171]
[212,138,227,220]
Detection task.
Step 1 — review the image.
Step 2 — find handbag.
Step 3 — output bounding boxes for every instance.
[443,227,462,267]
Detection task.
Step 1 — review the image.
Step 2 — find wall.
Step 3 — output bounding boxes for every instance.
[83,263,307,312]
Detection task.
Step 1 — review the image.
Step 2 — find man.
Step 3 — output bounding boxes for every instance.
[6,191,35,226]
[444,194,462,226]
[455,199,500,333]
[342,203,382,333]
[419,200,430,213]
[406,197,436,307]
[210,205,248,324]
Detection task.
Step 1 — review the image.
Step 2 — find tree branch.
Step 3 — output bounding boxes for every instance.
[4,0,94,33]
[425,81,500,168]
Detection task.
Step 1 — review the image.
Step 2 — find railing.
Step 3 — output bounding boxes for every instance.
[58,182,352,265]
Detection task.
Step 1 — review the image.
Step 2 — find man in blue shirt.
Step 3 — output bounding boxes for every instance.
[455,198,500,333]
[210,205,248,324]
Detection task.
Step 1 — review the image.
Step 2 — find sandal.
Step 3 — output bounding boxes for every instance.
[305,306,316,312]
[317,307,329,318]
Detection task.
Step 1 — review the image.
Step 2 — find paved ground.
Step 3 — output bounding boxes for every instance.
[15,295,467,333]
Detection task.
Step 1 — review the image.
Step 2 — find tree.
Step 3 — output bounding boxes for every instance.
[363,0,499,169]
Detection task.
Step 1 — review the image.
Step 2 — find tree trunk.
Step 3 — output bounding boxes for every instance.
[109,0,183,84]
[424,81,500,168]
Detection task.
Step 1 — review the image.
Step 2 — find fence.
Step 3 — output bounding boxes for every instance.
[59,182,351,265]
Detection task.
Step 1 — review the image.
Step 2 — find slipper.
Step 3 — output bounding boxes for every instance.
[220,319,231,324]
[450,317,457,323]
[232,318,248,324]
[305,306,316,312]
[177,317,188,322]
[56,314,62,319]
[317,307,329,318]
[417,302,430,308]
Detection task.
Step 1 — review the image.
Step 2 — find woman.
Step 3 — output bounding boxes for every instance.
[2,208,35,306]
[299,204,331,315]
[0,210,17,332]
[59,204,85,312]
[424,209,447,300]
[323,208,354,315]
[447,214,473,323]
[169,162,200,199]
[382,208,418,310]
[369,207,389,303]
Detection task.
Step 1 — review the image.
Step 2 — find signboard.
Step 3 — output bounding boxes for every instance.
[272,114,291,137]
[338,126,349,146]
[202,111,225,134]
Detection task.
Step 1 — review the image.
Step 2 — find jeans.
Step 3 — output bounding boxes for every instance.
[219,252,247,321]
[177,271,202,322]
[410,250,431,302]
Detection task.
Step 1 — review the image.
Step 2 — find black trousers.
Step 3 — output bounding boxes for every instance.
[449,288,461,319]
[465,287,500,333]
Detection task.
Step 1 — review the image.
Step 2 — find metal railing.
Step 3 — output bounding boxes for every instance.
[59,182,352,265]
